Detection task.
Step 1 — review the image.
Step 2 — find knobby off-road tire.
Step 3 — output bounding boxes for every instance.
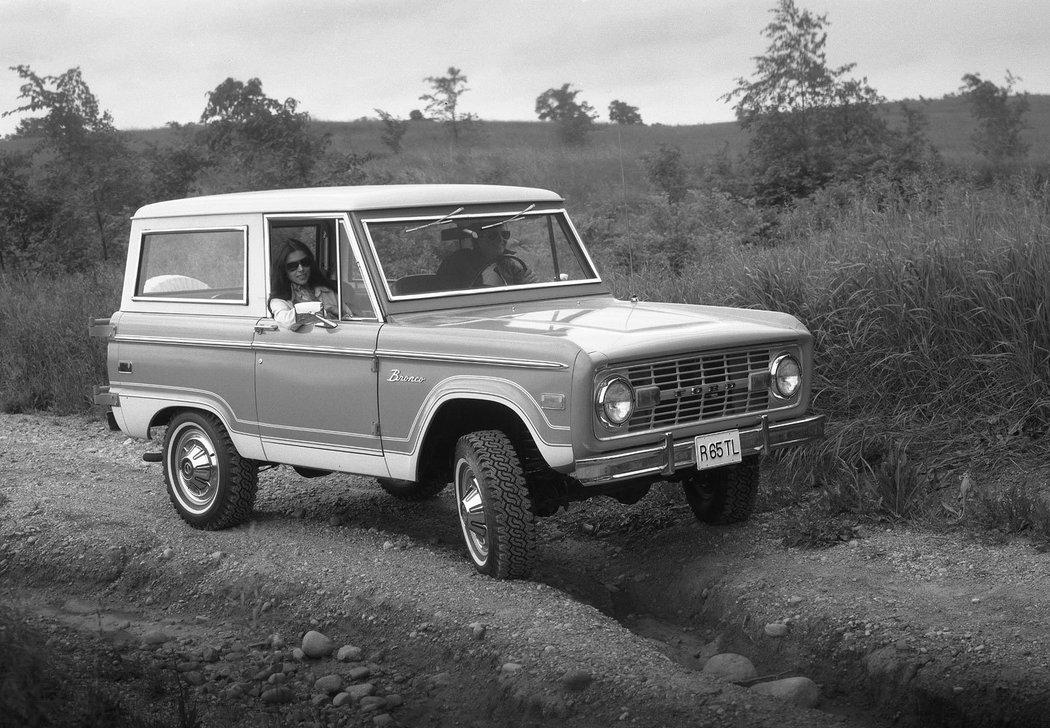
[163,411,258,530]
[454,430,536,579]
[682,456,760,525]
[376,477,448,501]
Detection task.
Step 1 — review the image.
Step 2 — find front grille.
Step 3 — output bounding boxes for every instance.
[622,348,771,433]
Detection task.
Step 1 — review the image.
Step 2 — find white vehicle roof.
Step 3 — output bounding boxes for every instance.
[133,184,564,219]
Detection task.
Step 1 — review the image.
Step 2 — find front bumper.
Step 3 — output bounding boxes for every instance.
[572,414,825,485]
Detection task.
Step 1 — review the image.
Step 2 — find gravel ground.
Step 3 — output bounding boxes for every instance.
[1,413,1049,727]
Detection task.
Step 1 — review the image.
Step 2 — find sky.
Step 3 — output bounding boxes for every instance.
[1,0,1048,136]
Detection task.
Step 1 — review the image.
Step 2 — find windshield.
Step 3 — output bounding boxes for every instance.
[363,209,599,298]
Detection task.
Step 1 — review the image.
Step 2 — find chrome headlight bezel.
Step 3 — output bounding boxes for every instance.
[595,375,635,427]
[770,352,802,400]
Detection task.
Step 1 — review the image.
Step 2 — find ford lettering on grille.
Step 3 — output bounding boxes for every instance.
[624,348,772,432]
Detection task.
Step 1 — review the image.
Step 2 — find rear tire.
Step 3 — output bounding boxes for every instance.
[682,456,760,525]
[453,430,535,579]
[163,411,258,530]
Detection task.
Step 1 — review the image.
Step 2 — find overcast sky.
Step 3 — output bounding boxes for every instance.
[2,0,1047,136]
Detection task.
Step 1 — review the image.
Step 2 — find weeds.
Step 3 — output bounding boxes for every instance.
[967,478,1050,542]
[0,264,120,414]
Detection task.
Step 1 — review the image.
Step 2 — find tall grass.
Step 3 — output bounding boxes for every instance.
[613,176,1050,523]
[0,265,120,414]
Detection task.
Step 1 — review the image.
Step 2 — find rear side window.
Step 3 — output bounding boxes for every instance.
[135,228,247,302]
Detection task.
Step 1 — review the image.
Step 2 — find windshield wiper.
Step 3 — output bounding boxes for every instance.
[404,206,465,233]
[481,204,535,229]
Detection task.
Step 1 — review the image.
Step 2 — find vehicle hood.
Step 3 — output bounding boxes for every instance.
[395,296,810,361]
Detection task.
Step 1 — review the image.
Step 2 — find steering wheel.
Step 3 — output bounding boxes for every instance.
[470,254,531,287]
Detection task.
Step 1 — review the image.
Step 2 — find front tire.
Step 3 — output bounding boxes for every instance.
[163,411,258,530]
[454,430,535,579]
[682,456,760,525]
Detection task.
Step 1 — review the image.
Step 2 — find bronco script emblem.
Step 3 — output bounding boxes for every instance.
[388,369,426,384]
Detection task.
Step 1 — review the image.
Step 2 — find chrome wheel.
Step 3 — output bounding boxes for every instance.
[170,422,220,514]
[452,430,536,579]
[455,458,489,565]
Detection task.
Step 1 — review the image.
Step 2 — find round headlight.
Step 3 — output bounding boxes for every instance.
[597,376,634,426]
[771,354,802,399]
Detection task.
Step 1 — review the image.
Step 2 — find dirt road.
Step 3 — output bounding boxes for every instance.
[1,413,1048,727]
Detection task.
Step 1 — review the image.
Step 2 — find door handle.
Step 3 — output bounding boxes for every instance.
[254,323,279,333]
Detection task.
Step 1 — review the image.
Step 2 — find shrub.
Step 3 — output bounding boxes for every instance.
[0,265,120,413]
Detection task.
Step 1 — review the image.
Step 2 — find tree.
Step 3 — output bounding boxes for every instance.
[643,145,689,204]
[198,77,328,189]
[608,100,643,125]
[535,84,597,145]
[960,72,1029,164]
[420,67,476,144]
[3,65,143,267]
[375,109,409,154]
[722,0,889,204]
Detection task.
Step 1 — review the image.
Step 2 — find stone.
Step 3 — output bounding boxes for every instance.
[764,622,789,637]
[344,683,376,701]
[260,687,295,704]
[360,696,387,712]
[301,630,336,658]
[428,672,452,688]
[500,662,523,675]
[337,645,364,661]
[702,653,758,683]
[373,715,395,727]
[253,666,277,681]
[348,665,372,681]
[750,676,821,708]
[315,674,343,694]
[333,692,353,707]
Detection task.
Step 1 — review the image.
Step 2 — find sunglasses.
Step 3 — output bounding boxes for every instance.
[285,257,312,272]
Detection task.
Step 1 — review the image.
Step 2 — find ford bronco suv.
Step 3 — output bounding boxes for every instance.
[91,184,824,579]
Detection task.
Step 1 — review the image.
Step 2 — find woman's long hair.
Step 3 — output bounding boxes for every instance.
[268,239,335,305]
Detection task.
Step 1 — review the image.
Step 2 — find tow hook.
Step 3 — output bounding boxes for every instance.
[142,452,162,463]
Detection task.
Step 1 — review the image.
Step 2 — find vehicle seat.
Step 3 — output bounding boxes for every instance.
[394,274,439,295]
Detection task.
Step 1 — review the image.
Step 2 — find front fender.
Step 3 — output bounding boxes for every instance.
[382,375,574,481]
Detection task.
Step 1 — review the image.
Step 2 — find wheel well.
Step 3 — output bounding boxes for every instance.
[147,406,219,437]
[147,406,181,432]
[417,399,536,484]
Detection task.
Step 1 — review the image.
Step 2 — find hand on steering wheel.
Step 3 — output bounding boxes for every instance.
[471,254,535,287]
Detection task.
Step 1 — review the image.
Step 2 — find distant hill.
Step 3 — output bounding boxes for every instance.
[5,94,1046,169]
[308,94,1050,166]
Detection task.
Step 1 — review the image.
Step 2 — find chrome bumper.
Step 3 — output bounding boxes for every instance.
[572,414,825,486]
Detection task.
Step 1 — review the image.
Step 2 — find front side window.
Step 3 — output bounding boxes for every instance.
[136,228,246,302]
[364,209,599,298]
[266,216,377,323]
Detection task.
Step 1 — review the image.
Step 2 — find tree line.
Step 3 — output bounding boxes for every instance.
[0,0,1033,273]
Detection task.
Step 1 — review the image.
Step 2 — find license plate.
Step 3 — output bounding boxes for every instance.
[694,430,742,470]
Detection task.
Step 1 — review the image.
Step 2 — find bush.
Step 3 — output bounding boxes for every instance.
[0,265,120,414]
